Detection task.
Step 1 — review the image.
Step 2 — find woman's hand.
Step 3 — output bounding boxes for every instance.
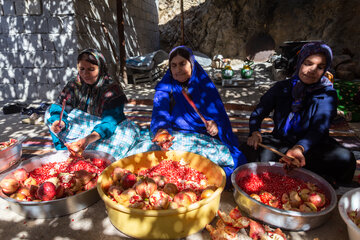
[65,132,101,157]
[206,120,218,136]
[280,145,305,169]
[50,120,65,134]
[152,129,175,151]
[247,131,262,150]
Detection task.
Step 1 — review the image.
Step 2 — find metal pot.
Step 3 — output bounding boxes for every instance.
[0,150,115,218]
[0,138,23,173]
[231,162,337,231]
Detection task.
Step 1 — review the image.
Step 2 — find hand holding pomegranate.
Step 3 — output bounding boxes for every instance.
[152,129,175,150]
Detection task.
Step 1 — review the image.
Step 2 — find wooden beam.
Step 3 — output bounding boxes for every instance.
[117,0,128,85]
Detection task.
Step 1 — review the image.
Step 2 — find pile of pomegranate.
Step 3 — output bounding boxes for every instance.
[348,210,360,228]
[206,207,287,240]
[237,172,328,212]
[103,160,218,210]
[0,156,108,201]
[0,138,17,151]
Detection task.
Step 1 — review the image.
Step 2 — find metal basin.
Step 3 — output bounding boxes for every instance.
[0,139,22,173]
[231,162,337,231]
[0,150,115,218]
[97,150,226,239]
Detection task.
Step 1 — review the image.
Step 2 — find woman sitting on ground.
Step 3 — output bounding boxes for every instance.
[241,42,356,187]
[150,46,247,186]
[46,48,140,159]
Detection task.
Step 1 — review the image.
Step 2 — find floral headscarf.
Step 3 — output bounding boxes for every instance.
[57,48,127,116]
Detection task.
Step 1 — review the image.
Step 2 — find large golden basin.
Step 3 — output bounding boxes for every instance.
[97,150,226,239]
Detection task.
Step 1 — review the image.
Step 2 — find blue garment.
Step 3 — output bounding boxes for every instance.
[48,103,125,141]
[249,78,338,153]
[151,47,246,183]
[45,108,140,160]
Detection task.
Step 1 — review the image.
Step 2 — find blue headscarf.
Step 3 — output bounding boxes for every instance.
[283,42,334,134]
[152,46,246,178]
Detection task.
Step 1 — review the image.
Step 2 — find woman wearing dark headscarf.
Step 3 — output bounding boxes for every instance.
[149,46,247,185]
[242,42,356,186]
[46,48,140,159]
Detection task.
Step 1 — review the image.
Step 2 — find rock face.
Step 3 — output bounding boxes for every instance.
[159,0,360,60]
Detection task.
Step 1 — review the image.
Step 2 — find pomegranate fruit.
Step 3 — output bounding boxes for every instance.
[10,192,27,201]
[114,188,137,206]
[17,187,31,198]
[182,189,197,203]
[23,177,37,188]
[308,192,325,208]
[108,185,124,198]
[37,182,57,201]
[84,178,97,190]
[152,175,168,188]
[74,170,96,185]
[0,178,20,195]
[163,182,178,197]
[134,177,157,199]
[128,194,145,209]
[13,168,29,182]
[111,167,130,183]
[200,186,217,200]
[173,192,193,207]
[149,190,170,209]
[56,185,65,199]
[121,173,137,189]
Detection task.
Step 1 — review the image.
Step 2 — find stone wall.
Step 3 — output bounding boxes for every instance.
[0,0,159,102]
[159,0,360,61]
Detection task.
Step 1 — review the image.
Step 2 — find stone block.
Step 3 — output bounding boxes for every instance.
[49,0,75,15]
[2,16,24,34]
[18,34,43,51]
[53,52,66,68]
[42,51,55,67]
[33,51,48,68]
[47,16,63,33]
[0,68,19,84]
[14,0,42,15]
[3,0,15,15]
[52,33,77,52]
[22,68,41,83]
[45,69,61,84]
[61,16,75,34]
[6,35,19,51]
[0,83,17,100]
[7,51,22,67]
[23,16,49,33]
[0,51,9,67]
[0,36,7,50]
[41,35,55,51]
[38,83,63,101]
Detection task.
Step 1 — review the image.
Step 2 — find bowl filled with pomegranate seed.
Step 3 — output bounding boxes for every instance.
[231,162,337,231]
[338,188,360,240]
[0,150,114,218]
[97,150,226,239]
[0,138,22,173]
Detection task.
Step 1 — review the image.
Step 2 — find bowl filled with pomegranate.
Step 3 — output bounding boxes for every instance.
[0,150,114,218]
[231,162,337,231]
[0,138,22,173]
[97,150,226,239]
[338,188,360,240]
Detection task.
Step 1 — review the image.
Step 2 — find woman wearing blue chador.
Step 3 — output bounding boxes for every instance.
[45,48,140,160]
[241,42,356,187]
[149,46,247,186]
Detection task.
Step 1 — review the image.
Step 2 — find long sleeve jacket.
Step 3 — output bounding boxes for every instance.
[249,79,338,153]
